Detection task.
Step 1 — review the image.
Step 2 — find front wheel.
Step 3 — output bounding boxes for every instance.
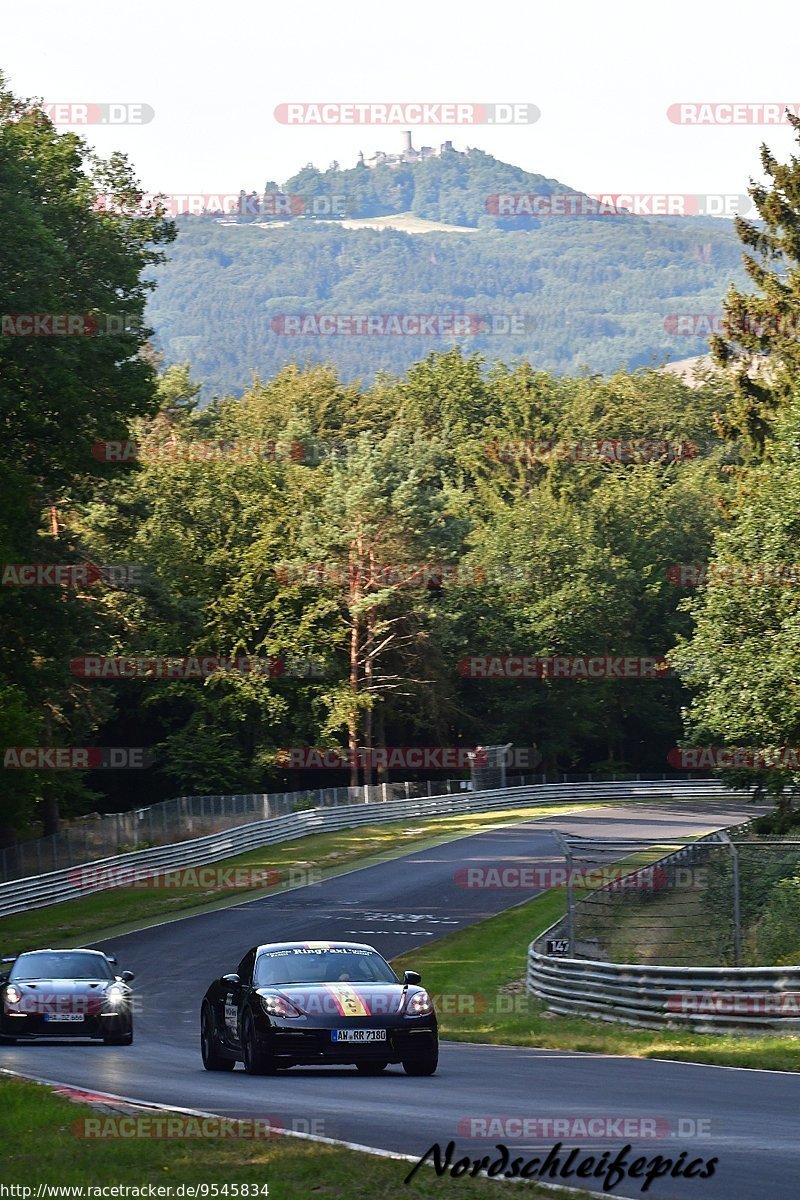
[201,1002,234,1071]
[402,1049,438,1076]
[104,1030,133,1046]
[242,1012,276,1075]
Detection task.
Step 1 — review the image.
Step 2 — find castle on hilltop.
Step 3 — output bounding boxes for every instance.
[357,131,457,169]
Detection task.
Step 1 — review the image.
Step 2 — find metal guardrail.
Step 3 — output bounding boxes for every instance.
[0,778,475,883]
[526,955,800,1031]
[0,770,715,884]
[0,779,734,919]
[526,816,800,1029]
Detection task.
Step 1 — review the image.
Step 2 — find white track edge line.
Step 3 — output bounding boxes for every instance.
[0,1066,630,1198]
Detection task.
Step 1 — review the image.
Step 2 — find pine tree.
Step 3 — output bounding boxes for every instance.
[711,112,800,449]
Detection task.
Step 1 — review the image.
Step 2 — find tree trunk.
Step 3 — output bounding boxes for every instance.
[362,546,376,790]
[348,537,363,788]
[375,706,388,785]
[39,710,61,835]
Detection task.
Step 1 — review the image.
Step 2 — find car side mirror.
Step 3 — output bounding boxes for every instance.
[403,970,421,985]
[106,955,118,966]
[120,971,135,983]
[222,973,241,985]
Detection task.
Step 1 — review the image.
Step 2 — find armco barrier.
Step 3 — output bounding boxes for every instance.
[0,778,475,883]
[0,779,734,918]
[526,818,800,1030]
[526,955,800,1031]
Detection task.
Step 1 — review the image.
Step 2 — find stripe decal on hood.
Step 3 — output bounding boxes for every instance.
[324,983,370,1017]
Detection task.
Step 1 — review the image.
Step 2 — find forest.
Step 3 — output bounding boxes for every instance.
[3,76,800,839]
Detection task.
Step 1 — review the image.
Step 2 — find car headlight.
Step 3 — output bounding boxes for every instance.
[259,992,301,1018]
[4,985,21,1005]
[105,984,127,1007]
[405,989,433,1016]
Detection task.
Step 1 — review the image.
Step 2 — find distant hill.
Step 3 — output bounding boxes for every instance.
[146,148,749,398]
[657,354,717,386]
[241,145,577,230]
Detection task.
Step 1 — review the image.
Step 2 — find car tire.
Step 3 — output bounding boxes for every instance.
[103,1030,133,1046]
[402,1048,438,1076]
[356,1061,388,1074]
[201,1002,235,1071]
[242,1011,276,1075]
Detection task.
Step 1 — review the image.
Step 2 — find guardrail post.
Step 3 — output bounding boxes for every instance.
[551,831,574,953]
[731,843,742,966]
[717,831,742,966]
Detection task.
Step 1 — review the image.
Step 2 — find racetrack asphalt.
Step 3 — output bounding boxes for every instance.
[2,799,794,1200]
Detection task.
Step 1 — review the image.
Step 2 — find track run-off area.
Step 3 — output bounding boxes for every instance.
[2,799,795,1200]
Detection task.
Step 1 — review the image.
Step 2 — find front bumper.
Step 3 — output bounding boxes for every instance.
[260,1015,438,1063]
[0,1011,131,1039]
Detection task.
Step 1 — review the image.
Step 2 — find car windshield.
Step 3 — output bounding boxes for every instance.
[254,947,398,986]
[9,952,115,981]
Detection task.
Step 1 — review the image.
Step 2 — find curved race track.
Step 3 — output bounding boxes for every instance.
[2,800,796,1200]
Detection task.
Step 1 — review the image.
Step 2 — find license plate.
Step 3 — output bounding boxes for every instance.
[332,1028,386,1042]
[44,1013,84,1022]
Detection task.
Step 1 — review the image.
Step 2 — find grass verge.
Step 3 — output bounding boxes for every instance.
[391,886,800,1072]
[0,802,603,955]
[0,1075,591,1198]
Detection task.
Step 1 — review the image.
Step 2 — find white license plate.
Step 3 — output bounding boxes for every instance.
[332,1028,386,1042]
[44,1013,84,1022]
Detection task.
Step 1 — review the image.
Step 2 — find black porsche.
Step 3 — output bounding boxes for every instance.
[200,940,438,1075]
[0,948,135,1044]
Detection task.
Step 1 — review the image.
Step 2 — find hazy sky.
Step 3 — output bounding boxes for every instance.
[4,0,799,201]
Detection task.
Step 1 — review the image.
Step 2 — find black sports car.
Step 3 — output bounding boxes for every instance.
[201,940,438,1075]
[0,948,135,1044]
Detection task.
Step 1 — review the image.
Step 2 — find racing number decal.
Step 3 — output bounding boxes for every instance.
[224,991,238,1032]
